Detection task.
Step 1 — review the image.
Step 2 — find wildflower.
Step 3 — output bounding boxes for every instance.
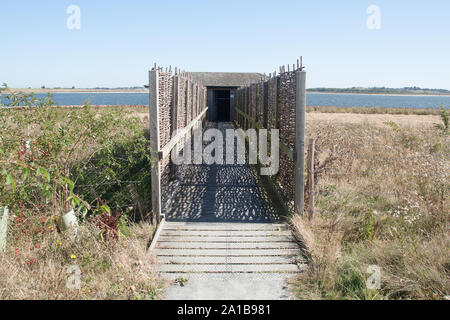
[34,244,39,248]
[71,254,77,259]
[58,242,62,246]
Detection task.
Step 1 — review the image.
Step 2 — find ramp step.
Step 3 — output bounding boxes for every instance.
[153,249,299,257]
[159,264,300,273]
[161,273,301,281]
[156,242,298,249]
[163,224,288,231]
[156,256,298,264]
[161,230,292,237]
[158,236,295,242]
[153,222,302,280]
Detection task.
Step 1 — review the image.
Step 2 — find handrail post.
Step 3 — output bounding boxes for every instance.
[295,70,306,215]
[307,138,316,219]
[149,69,162,224]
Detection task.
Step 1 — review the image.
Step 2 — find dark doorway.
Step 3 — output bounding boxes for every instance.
[215,90,230,121]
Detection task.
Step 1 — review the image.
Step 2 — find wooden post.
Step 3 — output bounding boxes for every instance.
[0,206,9,253]
[149,70,162,224]
[307,138,315,219]
[295,70,307,216]
[196,84,200,117]
[191,82,195,122]
[170,75,179,181]
[185,80,190,126]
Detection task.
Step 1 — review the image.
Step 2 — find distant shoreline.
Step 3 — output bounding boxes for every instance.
[307,91,450,97]
[6,88,450,97]
[6,88,147,94]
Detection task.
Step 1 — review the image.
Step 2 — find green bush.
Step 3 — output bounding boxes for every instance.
[0,85,153,238]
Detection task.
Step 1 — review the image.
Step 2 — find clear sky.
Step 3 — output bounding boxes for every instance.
[1,0,449,89]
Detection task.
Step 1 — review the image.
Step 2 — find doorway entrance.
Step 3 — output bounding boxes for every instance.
[215,90,231,122]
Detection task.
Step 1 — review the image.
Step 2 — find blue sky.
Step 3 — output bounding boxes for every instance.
[1,0,449,89]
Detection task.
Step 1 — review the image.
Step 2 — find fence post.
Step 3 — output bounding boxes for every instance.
[0,206,9,253]
[170,75,179,181]
[295,70,307,216]
[307,138,316,218]
[149,69,162,224]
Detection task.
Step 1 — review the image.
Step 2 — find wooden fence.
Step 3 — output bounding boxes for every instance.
[234,61,307,216]
[148,67,208,223]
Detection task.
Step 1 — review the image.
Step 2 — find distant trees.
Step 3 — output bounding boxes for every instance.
[307,87,450,95]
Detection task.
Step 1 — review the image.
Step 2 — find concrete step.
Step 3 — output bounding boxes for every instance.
[159,264,300,273]
[153,249,299,256]
[156,242,299,249]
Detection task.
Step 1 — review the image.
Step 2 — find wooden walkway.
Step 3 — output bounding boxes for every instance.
[154,222,303,279]
[151,122,303,299]
[162,122,281,222]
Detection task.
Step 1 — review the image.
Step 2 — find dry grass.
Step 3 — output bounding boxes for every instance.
[306,106,442,115]
[307,112,441,128]
[0,106,165,300]
[290,113,449,300]
[0,222,167,300]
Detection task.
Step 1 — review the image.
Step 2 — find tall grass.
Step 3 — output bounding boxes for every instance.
[0,222,166,299]
[290,116,449,300]
[0,99,163,299]
[306,106,442,115]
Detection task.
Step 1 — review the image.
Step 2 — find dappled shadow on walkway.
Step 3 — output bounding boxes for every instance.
[162,122,283,223]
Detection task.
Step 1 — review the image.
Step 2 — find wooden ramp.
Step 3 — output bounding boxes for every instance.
[150,122,304,299]
[153,221,303,280]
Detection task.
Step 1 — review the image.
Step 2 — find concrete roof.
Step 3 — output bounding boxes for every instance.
[189,72,266,87]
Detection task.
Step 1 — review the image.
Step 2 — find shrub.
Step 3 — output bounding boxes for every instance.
[0,86,164,299]
[291,114,449,300]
